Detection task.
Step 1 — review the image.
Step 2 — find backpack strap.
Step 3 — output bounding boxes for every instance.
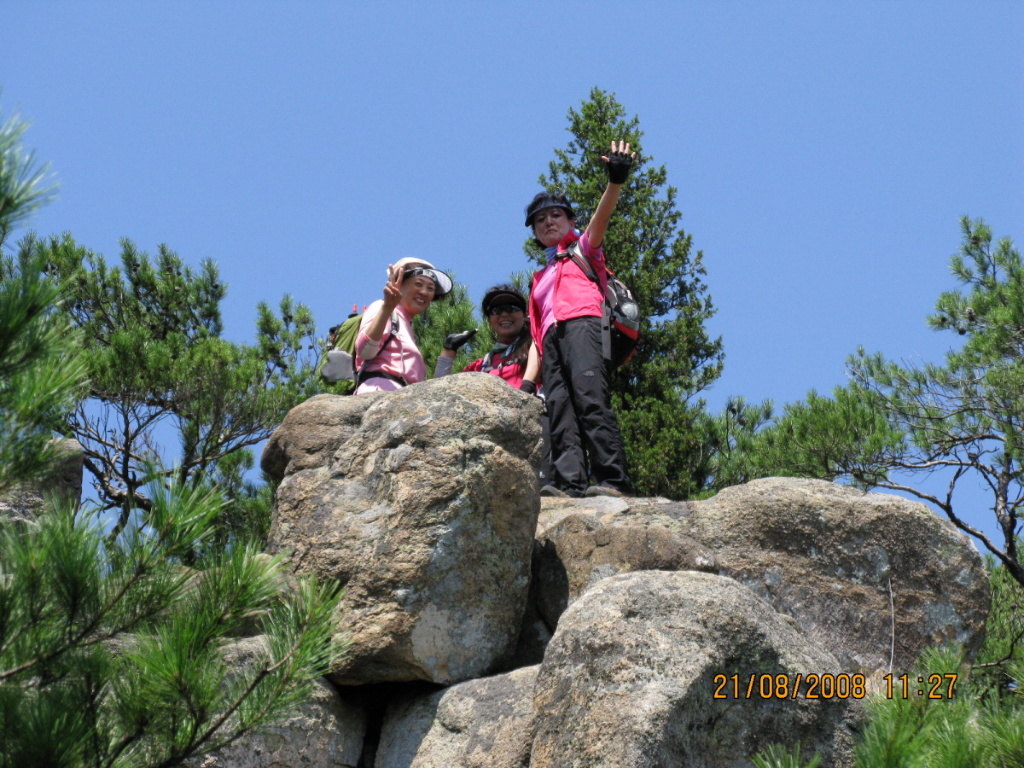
[354,368,409,388]
[562,242,613,361]
[562,241,601,285]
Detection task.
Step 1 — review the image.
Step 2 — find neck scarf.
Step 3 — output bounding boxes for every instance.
[482,337,521,372]
[545,229,581,263]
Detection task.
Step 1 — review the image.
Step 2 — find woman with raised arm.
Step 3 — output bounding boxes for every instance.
[353,257,455,394]
[525,140,636,498]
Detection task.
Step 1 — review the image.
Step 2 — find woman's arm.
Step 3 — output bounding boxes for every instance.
[356,265,403,359]
[585,140,636,250]
[364,264,403,342]
[523,339,541,385]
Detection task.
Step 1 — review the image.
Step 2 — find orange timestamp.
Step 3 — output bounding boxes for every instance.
[713,673,867,700]
[882,673,958,699]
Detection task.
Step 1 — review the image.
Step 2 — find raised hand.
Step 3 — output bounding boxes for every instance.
[601,140,636,185]
[443,328,478,351]
[382,263,403,310]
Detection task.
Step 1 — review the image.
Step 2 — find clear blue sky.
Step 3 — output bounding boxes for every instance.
[3,2,1023,543]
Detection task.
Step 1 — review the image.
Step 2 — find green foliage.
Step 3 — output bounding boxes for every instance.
[852,644,1024,768]
[23,233,321,542]
[694,396,776,496]
[973,556,1024,695]
[0,478,346,768]
[704,387,903,492]
[0,109,88,494]
[0,249,89,494]
[751,743,822,768]
[534,88,723,497]
[203,450,278,547]
[0,107,57,248]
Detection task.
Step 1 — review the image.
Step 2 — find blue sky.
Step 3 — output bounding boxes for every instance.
[3,2,1023,544]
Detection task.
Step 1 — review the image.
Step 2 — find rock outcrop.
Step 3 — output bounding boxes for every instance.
[263,374,544,686]
[0,437,83,526]
[532,571,859,768]
[531,480,989,675]
[376,665,538,768]
[532,512,718,631]
[224,377,991,766]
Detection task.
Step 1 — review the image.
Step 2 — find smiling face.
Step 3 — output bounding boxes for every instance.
[398,273,436,315]
[532,206,575,248]
[487,303,525,343]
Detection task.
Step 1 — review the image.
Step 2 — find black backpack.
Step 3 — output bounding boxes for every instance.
[563,242,641,367]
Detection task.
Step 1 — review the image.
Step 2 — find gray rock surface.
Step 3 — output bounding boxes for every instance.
[685,478,990,674]
[531,478,989,676]
[0,438,83,525]
[532,512,718,630]
[530,571,859,768]
[263,374,543,685]
[376,665,538,768]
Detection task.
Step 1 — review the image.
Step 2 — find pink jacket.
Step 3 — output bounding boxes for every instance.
[529,230,608,353]
[354,301,426,387]
[463,350,526,389]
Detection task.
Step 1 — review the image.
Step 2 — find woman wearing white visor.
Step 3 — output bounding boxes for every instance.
[353,257,454,394]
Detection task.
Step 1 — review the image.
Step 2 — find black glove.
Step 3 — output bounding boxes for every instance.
[443,329,478,351]
[519,380,537,395]
[605,150,634,185]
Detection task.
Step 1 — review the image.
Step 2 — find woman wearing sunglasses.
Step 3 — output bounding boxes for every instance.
[456,285,538,390]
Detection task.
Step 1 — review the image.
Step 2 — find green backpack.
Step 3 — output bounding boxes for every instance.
[320,307,399,391]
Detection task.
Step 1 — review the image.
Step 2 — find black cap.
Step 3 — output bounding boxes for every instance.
[524,193,575,227]
[481,285,527,315]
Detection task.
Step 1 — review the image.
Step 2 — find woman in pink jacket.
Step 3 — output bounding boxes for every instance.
[353,257,453,394]
[526,141,636,498]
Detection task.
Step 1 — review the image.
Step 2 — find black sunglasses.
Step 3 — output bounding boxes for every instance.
[487,304,524,316]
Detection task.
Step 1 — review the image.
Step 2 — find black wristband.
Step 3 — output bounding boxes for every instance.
[520,380,537,395]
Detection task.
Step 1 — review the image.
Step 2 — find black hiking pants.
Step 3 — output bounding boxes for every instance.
[542,316,632,496]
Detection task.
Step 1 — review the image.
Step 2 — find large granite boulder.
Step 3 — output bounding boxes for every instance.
[375,665,538,768]
[532,512,718,631]
[531,478,989,676]
[530,571,859,768]
[262,374,543,686]
[684,478,990,673]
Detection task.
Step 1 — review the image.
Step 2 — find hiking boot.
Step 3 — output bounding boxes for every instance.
[584,485,627,498]
[540,485,570,498]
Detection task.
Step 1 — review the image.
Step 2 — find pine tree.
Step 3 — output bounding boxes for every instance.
[0,103,346,768]
[0,107,57,248]
[531,88,723,497]
[0,108,85,493]
[0,475,345,768]
[720,218,1024,589]
[24,232,322,544]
